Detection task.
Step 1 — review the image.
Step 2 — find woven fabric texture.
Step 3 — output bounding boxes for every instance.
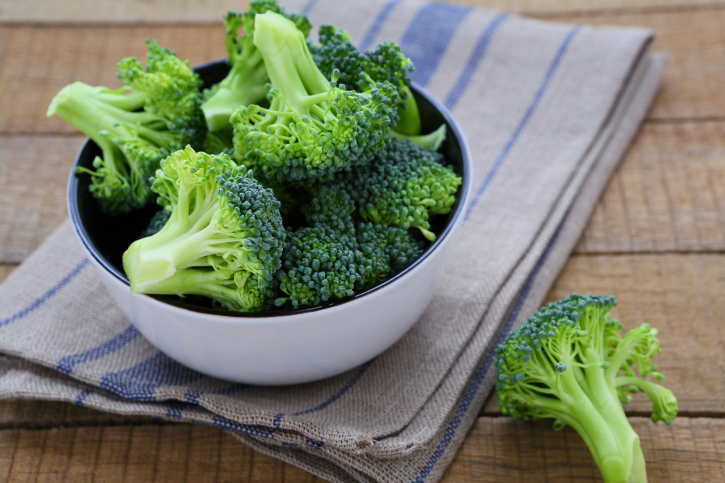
[0,0,665,481]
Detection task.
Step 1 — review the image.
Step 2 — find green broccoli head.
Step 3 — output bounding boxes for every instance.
[302,184,357,225]
[201,0,311,133]
[276,219,362,309]
[275,218,425,309]
[309,24,420,135]
[48,41,206,214]
[495,294,677,483]
[122,146,285,312]
[344,139,461,241]
[230,12,399,184]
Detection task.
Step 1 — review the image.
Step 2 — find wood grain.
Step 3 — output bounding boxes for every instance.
[0,0,721,23]
[442,417,725,482]
[575,121,725,253]
[0,417,721,482]
[1,8,725,137]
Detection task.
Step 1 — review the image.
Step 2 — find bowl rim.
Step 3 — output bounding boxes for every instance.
[67,63,472,320]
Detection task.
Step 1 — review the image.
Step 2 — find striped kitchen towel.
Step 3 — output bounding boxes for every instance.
[0,0,664,481]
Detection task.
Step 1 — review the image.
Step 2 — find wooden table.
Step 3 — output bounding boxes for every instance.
[1,0,724,480]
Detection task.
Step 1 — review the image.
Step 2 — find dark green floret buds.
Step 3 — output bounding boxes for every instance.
[122,146,285,312]
[495,294,677,483]
[344,139,462,241]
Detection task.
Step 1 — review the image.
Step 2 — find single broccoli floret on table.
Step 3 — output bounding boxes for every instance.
[344,138,461,241]
[48,40,206,214]
[231,12,399,184]
[122,146,285,312]
[309,24,420,136]
[495,294,677,483]
[201,0,311,133]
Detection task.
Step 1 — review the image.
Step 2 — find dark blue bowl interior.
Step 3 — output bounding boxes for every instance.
[68,60,470,317]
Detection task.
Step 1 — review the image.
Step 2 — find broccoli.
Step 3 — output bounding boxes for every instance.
[201,0,311,133]
[343,138,461,241]
[390,123,447,151]
[230,11,400,184]
[309,24,420,136]
[275,218,423,309]
[302,184,356,224]
[495,294,677,483]
[48,40,206,214]
[122,146,285,312]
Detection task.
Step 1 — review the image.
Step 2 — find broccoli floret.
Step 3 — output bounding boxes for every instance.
[122,146,285,312]
[302,184,356,224]
[344,139,461,241]
[201,1,311,133]
[48,40,206,214]
[495,294,677,483]
[231,12,399,184]
[356,222,424,282]
[275,219,424,309]
[309,24,420,136]
[275,219,362,308]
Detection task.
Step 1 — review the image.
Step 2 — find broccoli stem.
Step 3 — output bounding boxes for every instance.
[252,12,330,114]
[393,84,421,135]
[201,47,269,132]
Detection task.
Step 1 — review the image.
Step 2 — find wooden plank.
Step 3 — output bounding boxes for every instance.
[574,121,725,253]
[0,398,154,428]
[0,136,82,263]
[442,417,725,482]
[0,0,721,24]
[0,418,721,482]
[0,424,327,483]
[483,253,725,416]
[0,8,724,136]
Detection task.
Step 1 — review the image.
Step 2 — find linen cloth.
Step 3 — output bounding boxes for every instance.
[0,0,665,481]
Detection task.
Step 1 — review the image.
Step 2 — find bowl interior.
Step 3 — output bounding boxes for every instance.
[68,61,470,317]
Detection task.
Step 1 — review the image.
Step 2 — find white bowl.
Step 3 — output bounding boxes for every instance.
[67,65,472,385]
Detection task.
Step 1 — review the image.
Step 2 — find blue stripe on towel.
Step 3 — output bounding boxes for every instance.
[211,416,276,439]
[0,259,88,329]
[465,26,581,220]
[445,13,508,109]
[302,0,319,15]
[399,2,472,87]
[57,324,141,374]
[412,207,571,482]
[358,0,402,51]
[272,359,373,428]
[99,352,201,401]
